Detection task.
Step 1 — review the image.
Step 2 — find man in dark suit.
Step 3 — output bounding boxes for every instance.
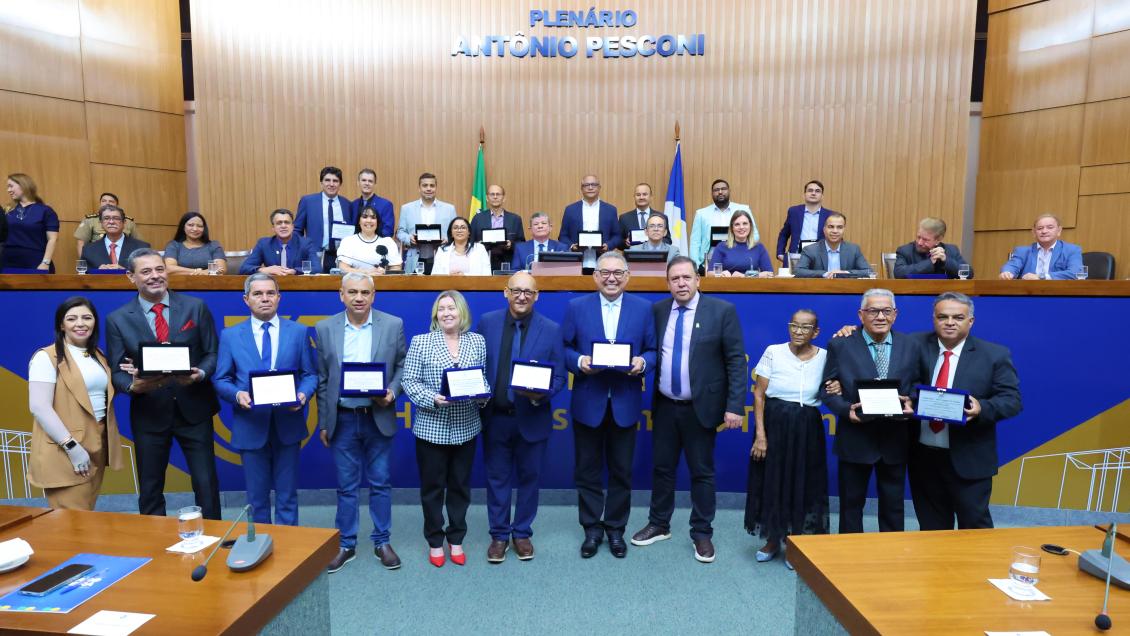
[106,249,221,519]
[350,168,396,238]
[894,217,972,279]
[475,271,566,563]
[239,209,322,275]
[511,213,568,270]
[294,166,352,273]
[820,289,920,534]
[632,256,747,563]
[80,205,150,270]
[618,183,670,248]
[559,174,621,272]
[910,292,1021,530]
[795,213,871,278]
[469,184,526,271]
[775,180,834,260]
[562,251,656,559]
[213,273,318,526]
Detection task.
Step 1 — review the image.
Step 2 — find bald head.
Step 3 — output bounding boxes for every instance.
[505,271,539,319]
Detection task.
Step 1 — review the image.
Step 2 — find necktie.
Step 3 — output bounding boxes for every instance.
[930,351,953,433]
[874,342,888,379]
[151,303,169,343]
[639,211,646,229]
[261,322,273,369]
[506,322,522,402]
[109,242,118,265]
[671,306,689,396]
[538,243,545,253]
[280,242,288,269]
[603,302,616,340]
[326,198,336,249]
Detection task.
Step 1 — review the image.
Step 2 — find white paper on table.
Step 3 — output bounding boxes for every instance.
[917,389,966,422]
[512,363,552,392]
[141,346,190,372]
[985,632,1052,636]
[592,342,631,368]
[578,232,603,248]
[343,370,385,392]
[857,388,903,416]
[250,373,298,405]
[447,368,487,397]
[987,578,1051,601]
[481,229,506,244]
[69,610,156,635]
[0,538,33,564]
[331,223,354,240]
[165,535,220,554]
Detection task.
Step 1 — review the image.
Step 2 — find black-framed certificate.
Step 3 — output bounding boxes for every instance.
[249,369,300,407]
[630,229,647,244]
[138,342,193,376]
[915,384,970,425]
[711,226,729,243]
[416,224,442,243]
[855,379,904,417]
[341,362,387,397]
[510,360,553,394]
[590,340,632,370]
[481,228,506,244]
[578,231,603,248]
[442,366,490,401]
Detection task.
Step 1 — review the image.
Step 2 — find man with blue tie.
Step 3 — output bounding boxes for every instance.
[350,169,396,239]
[475,271,566,563]
[213,273,317,526]
[999,213,1084,280]
[775,180,834,261]
[562,251,656,559]
[240,209,322,275]
[294,166,351,273]
[511,212,568,270]
[559,174,621,272]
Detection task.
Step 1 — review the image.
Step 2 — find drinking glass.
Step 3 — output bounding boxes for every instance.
[868,264,879,279]
[1008,546,1041,597]
[788,253,802,272]
[207,260,220,276]
[414,262,426,276]
[76,260,88,275]
[177,505,204,550]
[1076,266,1088,280]
[500,262,511,272]
[300,260,313,275]
[712,263,723,277]
[958,264,971,280]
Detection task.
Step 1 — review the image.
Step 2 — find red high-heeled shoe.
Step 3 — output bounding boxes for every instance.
[428,549,445,568]
[449,544,466,566]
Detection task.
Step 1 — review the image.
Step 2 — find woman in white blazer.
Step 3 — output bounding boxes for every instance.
[430,216,492,276]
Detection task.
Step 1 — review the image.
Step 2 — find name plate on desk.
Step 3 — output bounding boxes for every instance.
[249,369,299,407]
[442,367,489,401]
[341,362,387,396]
[591,341,632,370]
[711,226,729,243]
[481,228,506,244]
[630,229,647,244]
[416,224,442,243]
[138,343,192,376]
[511,360,553,394]
[856,379,903,416]
[578,231,603,248]
[915,385,969,425]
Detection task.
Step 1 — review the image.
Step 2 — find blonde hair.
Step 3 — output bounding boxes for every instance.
[726,209,757,249]
[430,290,472,333]
[6,173,42,209]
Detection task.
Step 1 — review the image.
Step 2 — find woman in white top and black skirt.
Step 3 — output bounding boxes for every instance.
[745,309,830,568]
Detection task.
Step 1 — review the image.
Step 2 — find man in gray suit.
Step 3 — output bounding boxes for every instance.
[795,213,871,278]
[396,172,457,275]
[315,272,407,573]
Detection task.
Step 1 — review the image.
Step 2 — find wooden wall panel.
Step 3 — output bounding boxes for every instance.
[1074,194,1130,279]
[1082,97,1130,165]
[983,0,1094,116]
[1080,163,1130,195]
[0,90,92,220]
[89,164,188,226]
[85,102,186,171]
[0,0,84,101]
[974,105,1083,230]
[1095,0,1130,36]
[1087,29,1130,102]
[78,0,183,114]
[190,0,976,259]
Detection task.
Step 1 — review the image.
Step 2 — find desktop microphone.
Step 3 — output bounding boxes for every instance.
[1097,523,1117,631]
[191,504,251,582]
[375,245,389,268]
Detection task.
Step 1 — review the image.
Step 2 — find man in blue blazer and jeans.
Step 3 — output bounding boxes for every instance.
[213,273,318,526]
[562,251,656,558]
[476,271,567,563]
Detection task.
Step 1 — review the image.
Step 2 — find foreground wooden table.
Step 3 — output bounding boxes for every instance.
[0,507,50,534]
[0,509,337,634]
[789,525,1128,635]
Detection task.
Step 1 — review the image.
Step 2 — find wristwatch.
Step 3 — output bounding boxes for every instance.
[60,438,78,451]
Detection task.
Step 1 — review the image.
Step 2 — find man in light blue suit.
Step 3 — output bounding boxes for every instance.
[561,251,656,559]
[294,166,352,273]
[475,271,567,563]
[999,213,1084,280]
[315,272,407,573]
[396,172,457,275]
[511,212,569,270]
[214,273,318,527]
[239,209,322,275]
[559,174,621,271]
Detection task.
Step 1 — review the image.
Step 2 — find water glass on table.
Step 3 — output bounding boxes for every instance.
[1008,545,1041,597]
[207,260,220,276]
[958,264,971,280]
[868,264,878,279]
[712,263,723,278]
[76,260,88,275]
[300,260,312,275]
[177,505,205,551]
[414,262,426,276]
[1077,266,1089,280]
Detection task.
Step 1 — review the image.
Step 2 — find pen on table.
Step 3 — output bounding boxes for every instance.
[59,569,109,594]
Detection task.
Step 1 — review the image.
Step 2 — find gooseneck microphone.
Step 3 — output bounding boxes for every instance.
[191,504,252,582]
[376,244,389,268]
[1097,522,1117,631]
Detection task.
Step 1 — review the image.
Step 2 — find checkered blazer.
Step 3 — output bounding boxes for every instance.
[403,330,488,445]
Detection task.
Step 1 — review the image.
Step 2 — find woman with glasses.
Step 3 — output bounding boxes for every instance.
[4,173,59,272]
[745,309,830,568]
[431,216,492,276]
[708,210,773,277]
[337,208,403,274]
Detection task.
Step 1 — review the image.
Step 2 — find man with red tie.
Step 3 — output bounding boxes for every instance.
[106,248,222,519]
[909,291,1022,530]
[78,205,150,270]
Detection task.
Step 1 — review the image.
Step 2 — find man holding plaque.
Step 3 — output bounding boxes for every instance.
[213,274,317,526]
[819,289,920,534]
[469,184,525,271]
[294,166,352,274]
[397,172,457,275]
[475,271,566,563]
[315,272,407,572]
[559,174,621,273]
[909,292,1021,530]
[631,256,747,563]
[106,248,221,519]
[561,251,655,559]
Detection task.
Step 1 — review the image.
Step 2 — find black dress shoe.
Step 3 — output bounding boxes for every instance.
[327,548,356,573]
[607,533,627,558]
[580,535,602,558]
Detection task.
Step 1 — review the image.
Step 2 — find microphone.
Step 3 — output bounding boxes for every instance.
[375,244,389,268]
[191,504,251,582]
[1097,522,1117,631]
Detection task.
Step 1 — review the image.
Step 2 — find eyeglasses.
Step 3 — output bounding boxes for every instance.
[861,308,896,317]
[787,323,816,333]
[581,182,600,188]
[646,224,666,230]
[101,216,124,222]
[596,269,627,279]
[507,288,537,298]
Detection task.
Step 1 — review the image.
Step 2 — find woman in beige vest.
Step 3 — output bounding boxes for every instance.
[27,296,122,509]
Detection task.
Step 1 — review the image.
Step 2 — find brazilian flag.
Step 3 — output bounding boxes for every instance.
[468,145,486,217]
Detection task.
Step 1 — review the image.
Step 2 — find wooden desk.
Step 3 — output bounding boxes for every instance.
[0,506,51,533]
[0,509,337,634]
[790,526,1127,635]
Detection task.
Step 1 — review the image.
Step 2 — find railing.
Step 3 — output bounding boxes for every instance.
[0,429,139,499]
[1013,447,1130,512]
